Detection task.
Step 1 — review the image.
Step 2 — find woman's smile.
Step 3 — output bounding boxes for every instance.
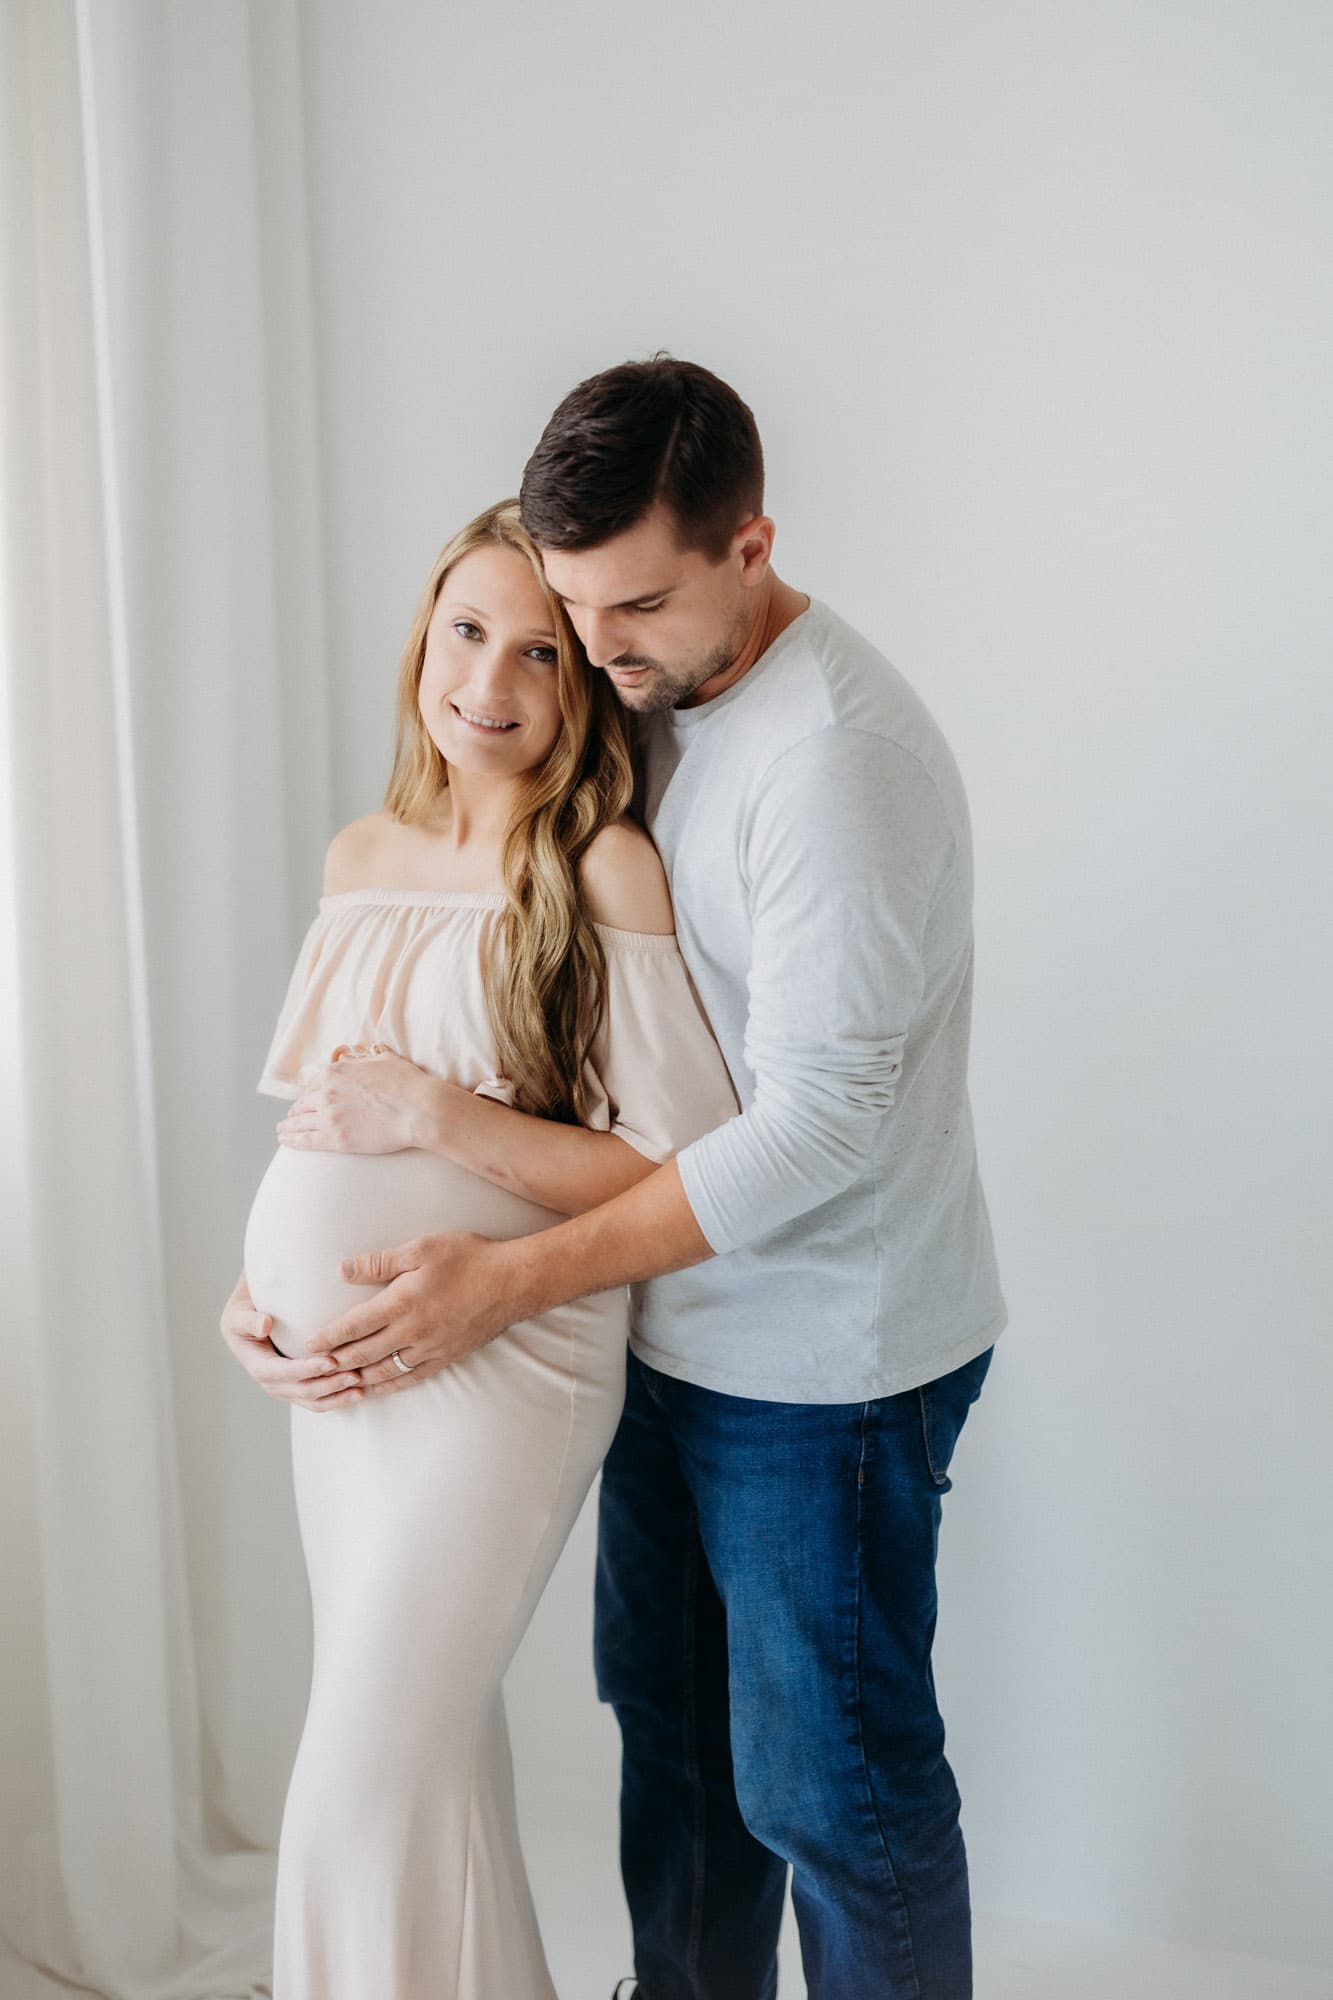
[449,701,521,734]
[417,542,565,773]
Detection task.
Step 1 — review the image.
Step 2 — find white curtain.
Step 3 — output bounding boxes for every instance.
[0,3,331,1992]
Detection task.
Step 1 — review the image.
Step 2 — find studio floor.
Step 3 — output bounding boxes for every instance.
[527,1831,1331,2000]
[536,1871,1330,2000]
[2,1866,1327,1999]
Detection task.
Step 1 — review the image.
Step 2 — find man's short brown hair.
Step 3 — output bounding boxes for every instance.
[519,355,764,561]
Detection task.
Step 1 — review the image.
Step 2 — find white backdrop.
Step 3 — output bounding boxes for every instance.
[293,0,1333,1977]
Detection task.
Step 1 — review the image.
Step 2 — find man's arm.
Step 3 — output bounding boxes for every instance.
[303,1158,708,1380]
[505,1155,711,1303]
[308,724,960,1387]
[672,725,958,1254]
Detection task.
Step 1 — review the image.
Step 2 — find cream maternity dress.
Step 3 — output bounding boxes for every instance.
[243,888,737,2000]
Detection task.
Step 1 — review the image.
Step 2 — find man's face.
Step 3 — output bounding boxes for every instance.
[537,505,755,713]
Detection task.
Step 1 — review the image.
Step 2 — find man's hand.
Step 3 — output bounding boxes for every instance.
[307,1159,711,1399]
[218,1269,366,1412]
[304,1232,522,1396]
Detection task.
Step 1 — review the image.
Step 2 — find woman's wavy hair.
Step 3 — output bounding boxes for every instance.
[384,500,633,1124]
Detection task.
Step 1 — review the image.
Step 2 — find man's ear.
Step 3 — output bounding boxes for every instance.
[733,513,776,583]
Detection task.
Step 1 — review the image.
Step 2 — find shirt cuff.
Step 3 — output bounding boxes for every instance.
[674,1137,733,1255]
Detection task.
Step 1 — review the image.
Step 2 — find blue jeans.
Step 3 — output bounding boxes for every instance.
[594,1342,994,2000]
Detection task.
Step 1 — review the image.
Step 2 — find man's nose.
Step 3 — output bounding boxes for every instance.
[581,610,627,669]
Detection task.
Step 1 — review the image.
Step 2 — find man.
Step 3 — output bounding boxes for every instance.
[236,357,1006,1998]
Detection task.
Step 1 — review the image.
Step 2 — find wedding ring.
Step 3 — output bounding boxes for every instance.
[390,1349,413,1374]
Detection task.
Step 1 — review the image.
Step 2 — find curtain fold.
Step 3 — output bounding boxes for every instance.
[0,3,331,1992]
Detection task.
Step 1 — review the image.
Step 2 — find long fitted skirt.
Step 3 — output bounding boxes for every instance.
[269,1269,627,1999]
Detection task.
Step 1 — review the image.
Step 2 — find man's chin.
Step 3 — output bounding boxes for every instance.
[607,673,682,715]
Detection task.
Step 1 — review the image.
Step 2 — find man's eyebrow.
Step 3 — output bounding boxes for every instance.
[553,585,676,611]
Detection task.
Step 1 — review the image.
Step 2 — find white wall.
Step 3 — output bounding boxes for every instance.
[294,0,1333,1971]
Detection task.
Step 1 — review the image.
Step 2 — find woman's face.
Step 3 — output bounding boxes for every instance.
[418,543,565,780]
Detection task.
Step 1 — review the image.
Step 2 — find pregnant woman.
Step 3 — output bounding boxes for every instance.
[221,500,737,1998]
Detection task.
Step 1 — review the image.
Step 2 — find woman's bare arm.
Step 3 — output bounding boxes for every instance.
[281,818,680,1215]
[414,1081,658,1215]
[412,821,675,1214]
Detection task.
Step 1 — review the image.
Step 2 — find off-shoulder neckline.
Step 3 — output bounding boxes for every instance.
[321,888,505,911]
[317,886,678,949]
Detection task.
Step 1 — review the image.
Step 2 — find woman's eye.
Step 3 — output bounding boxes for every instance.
[453,620,482,641]
[525,645,558,665]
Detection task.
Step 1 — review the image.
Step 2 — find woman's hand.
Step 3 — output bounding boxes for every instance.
[276,1044,454,1155]
[217,1269,366,1412]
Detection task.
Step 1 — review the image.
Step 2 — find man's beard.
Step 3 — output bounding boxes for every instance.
[606,612,749,714]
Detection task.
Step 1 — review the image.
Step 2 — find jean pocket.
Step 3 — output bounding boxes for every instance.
[917,1345,994,1491]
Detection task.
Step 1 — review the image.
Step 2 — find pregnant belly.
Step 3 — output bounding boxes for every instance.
[243,1147,565,1358]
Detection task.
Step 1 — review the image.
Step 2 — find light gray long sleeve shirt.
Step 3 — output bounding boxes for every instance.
[629,596,1006,1402]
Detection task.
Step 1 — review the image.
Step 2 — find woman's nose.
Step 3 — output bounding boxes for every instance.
[467,645,517,696]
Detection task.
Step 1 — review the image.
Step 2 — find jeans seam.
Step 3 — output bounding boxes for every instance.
[854,1403,924,2000]
[918,1384,949,1488]
[681,1522,707,1990]
[641,1354,667,1407]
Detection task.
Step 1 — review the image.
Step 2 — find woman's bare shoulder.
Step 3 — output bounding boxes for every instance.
[579,820,675,935]
[322,812,398,894]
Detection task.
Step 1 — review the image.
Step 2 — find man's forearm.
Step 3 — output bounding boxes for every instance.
[499,1157,714,1320]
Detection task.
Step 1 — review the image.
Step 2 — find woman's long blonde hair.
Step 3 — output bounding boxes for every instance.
[384,500,633,1125]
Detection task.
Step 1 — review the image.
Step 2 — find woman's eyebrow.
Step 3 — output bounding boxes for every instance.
[442,599,556,638]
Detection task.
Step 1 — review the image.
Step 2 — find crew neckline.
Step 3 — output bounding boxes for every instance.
[661,595,823,729]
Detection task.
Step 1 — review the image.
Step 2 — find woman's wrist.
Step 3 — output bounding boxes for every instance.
[407,1073,468,1155]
